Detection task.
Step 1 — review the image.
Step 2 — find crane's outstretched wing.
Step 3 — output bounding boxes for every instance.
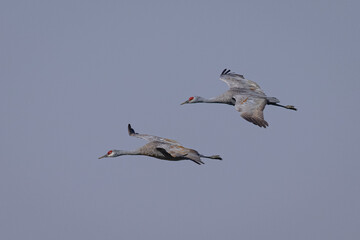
[156,145,204,165]
[156,145,188,158]
[233,95,269,128]
[128,124,181,145]
[220,69,265,95]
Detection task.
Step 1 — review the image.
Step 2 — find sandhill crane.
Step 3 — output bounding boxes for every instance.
[181,69,297,128]
[99,124,222,165]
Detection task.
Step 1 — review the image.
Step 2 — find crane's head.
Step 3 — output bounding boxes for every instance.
[98,150,116,159]
[181,96,200,105]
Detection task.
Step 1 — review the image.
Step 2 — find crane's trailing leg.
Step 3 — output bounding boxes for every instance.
[285,105,297,110]
[268,102,297,111]
[200,154,223,160]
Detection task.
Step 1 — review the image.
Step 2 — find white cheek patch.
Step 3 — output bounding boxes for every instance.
[108,151,115,157]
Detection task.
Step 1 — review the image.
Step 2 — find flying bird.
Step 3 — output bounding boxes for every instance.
[99,124,222,165]
[181,69,297,128]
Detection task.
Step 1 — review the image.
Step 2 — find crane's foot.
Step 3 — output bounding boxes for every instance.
[286,105,297,111]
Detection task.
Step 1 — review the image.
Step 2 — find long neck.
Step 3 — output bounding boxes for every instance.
[114,149,142,156]
[197,96,227,104]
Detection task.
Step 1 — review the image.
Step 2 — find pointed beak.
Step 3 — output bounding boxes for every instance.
[180,100,189,105]
[98,154,108,159]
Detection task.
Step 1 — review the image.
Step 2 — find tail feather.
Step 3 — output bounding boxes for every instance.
[266,97,280,103]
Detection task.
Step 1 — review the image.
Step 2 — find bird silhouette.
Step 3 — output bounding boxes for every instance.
[181,69,297,128]
[99,124,222,165]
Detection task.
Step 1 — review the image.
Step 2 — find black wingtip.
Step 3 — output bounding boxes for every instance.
[221,68,231,76]
[128,124,135,135]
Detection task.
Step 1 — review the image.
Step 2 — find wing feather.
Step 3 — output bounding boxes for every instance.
[128,124,181,145]
[156,145,188,158]
[157,144,204,165]
[220,69,265,95]
[233,96,269,128]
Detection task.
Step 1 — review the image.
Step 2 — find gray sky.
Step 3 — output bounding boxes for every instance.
[1,0,360,239]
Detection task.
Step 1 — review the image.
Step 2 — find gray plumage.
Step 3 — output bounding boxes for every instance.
[98,124,222,165]
[181,69,297,128]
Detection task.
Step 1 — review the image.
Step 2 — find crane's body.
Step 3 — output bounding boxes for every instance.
[99,124,222,165]
[181,69,297,128]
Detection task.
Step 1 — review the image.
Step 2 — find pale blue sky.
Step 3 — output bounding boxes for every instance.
[1,0,360,239]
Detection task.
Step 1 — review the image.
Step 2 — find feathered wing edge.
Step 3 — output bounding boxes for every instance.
[233,97,269,128]
[240,112,269,128]
[128,124,182,145]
